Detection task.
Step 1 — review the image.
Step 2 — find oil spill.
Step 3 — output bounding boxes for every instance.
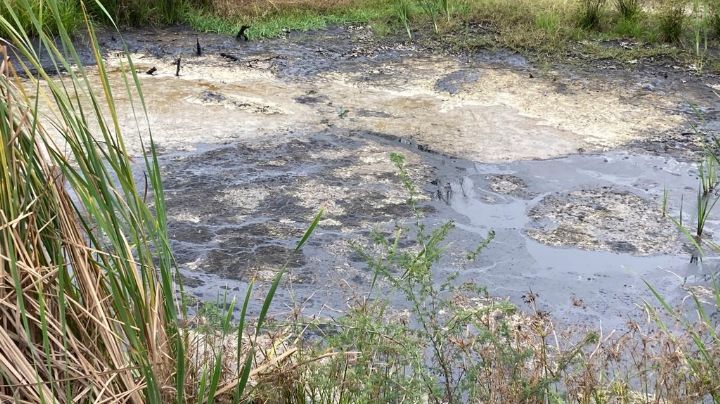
[23,24,720,329]
[155,129,718,330]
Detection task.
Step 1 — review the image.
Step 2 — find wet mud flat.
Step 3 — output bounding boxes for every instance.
[82,24,720,159]
[158,129,718,330]
[85,25,720,328]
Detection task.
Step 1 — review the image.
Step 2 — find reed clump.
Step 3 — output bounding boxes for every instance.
[0,44,176,401]
[0,0,322,399]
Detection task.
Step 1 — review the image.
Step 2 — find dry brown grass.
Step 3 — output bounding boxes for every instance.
[0,45,174,402]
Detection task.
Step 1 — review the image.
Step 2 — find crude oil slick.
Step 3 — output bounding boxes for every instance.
[92,26,720,329]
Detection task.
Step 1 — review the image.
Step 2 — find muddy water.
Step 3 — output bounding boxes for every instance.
[35,25,720,328]
[436,150,715,328]
[159,127,717,329]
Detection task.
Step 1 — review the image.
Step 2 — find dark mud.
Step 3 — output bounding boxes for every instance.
[100,25,418,80]
[434,69,481,95]
[160,131,431,309]
[156,127,719,330]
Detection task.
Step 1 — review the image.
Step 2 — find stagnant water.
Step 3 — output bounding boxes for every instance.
[150,130,718,331]
[53,25,719,329]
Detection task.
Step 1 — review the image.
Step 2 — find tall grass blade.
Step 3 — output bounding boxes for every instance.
[233,280,255,402]
[296,209,323,251]
[0,0,183,401]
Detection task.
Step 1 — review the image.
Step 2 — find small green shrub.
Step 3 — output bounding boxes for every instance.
[294,153,584,403]
[419,0,440,34]
[615,15,645,37]
[536,12,560,33]
[659,3,684,43]
[578,0,607,30]
[616,0,641,20]
[301,302,429,403]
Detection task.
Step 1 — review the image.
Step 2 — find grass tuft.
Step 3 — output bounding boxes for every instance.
[0,0,321,401]
[659,2,685,43]
[0,32,176,404]
[578,0,607,30]
[395,0,414,39]
[616,0,641,20]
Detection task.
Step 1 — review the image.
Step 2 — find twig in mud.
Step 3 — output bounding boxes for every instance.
[236,25,250,42]
[220,52,239,62]
[246,55,281,68]
[196,36,202,57]
[175,58,181,76]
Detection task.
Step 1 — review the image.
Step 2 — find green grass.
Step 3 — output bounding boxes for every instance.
[711,0,720,36]
[395,0,414,39]
[535,12,561,33]
[5,0,720,70]
[1,1,183,398]
[616,0,641,20]
[578,0,607,30]
[0,0,82,36]
[659,3,685,43]
[184,1,395,39]
[614,15,647,37]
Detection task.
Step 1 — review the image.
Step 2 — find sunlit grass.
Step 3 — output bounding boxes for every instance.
[184,0,394,39]
[0,3,181,399]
